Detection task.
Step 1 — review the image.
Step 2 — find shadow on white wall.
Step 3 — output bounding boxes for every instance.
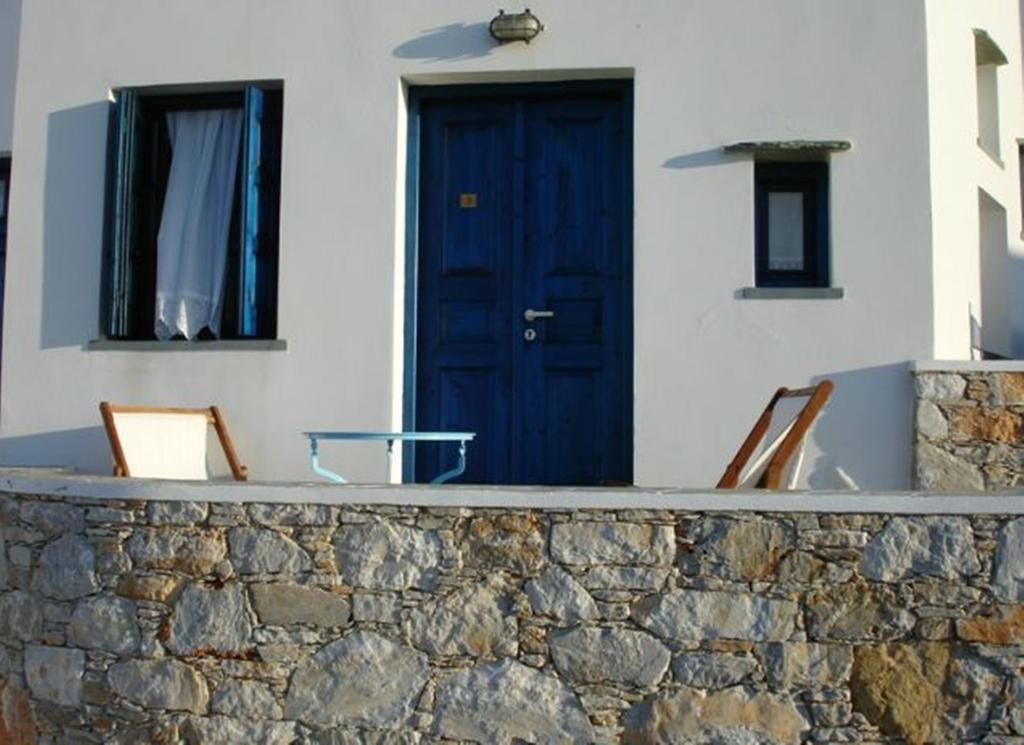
[393,23,493,62]
[805,363,913,490]
[0,425,109,473]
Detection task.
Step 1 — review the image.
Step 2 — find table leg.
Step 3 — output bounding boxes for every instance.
[431,439,468,484]
[386,439,395,484]
[310,436,349,484]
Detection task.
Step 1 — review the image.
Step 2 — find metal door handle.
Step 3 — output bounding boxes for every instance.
[524,309,555,322]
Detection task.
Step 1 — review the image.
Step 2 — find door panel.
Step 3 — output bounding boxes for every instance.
[416,101,515,484]
[522,97,627,485]
[415,87,631,485]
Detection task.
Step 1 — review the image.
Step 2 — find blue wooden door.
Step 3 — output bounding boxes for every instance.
[414,86,632,485]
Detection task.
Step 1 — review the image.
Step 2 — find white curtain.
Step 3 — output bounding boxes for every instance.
[155,109,243,340]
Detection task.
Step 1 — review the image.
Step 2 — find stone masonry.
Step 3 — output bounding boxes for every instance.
[915,369,1024,490]
[0,492,1022,743]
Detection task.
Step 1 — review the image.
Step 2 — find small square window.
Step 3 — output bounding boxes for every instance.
[755,162,829,288]
[103,83,283,341]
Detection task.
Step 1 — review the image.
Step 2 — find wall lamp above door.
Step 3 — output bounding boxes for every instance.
[489,9,544,44]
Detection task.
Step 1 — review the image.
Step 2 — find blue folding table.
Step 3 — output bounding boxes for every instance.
[303,431,476,484]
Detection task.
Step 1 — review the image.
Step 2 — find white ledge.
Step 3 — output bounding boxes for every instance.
[912,359,1024,373]
[87,339,287,352]
[740,287,844,300]
[0,470,1022,515]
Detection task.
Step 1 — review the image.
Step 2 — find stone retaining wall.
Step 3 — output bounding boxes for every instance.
[914,368,1024,490]
[1,491,1023,743]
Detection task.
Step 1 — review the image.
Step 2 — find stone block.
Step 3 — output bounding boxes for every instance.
[945,653,1005,740]
[633,589,799,642]
[861,517,980,582]
[550,522,674,566]
[228,528,312,574]
[19,502,84,536]
[810,700,853,728]
[147,501,208,526]
[306,728,423,745]
[694,518,793,581]
[183,717,297,744]
[624,687,808,744]
[127,528,226,576]
[914,443,984,490]
[115,573,182,604]
[461,513,544,573]
[285,631,428,728]
[86,507,134,524]
[67,596,139,654]
[405,578,517,658]
[335,523,440,591]
[806,584,914,642]
[761,642,853,689]
[524,566,599,621]
[949,407,1022,444]
[166,582,253,655]
[957,606,1024,645]
[549,626,670,687]
[915,401,948,440]
[250,582,350,627]
[915,373,966,401]
[34,535,98,601]
[108,658,208,714]
[249,503,334,526]
[24,645,84,707]
[672,651,758,689]
[994,372,1024,405]
[850,643,950,744]
[995,519,1024,602]
[210,679,282,719]
[433,658,594,743]
[351,592,401,624]
[0,590,43,642]
[580,566,670,591]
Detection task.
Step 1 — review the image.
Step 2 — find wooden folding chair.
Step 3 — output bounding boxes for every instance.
[99,402,248,481]
[717,380,834,489]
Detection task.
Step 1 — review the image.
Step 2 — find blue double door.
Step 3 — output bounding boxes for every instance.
[414,84,632,485]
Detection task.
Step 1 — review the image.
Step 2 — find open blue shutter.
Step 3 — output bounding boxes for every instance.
[239,86,264,336]
[105,89,139,337]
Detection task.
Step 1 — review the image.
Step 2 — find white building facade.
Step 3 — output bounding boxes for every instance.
[0,0,1021,488]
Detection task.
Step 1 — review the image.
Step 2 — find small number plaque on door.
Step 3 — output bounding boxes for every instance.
[459,193,478,208]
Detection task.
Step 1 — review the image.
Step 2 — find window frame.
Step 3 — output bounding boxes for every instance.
[754,162,829,289]
[102,82,283,342]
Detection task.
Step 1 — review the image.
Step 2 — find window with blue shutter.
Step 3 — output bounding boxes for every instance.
[103,82,283,340]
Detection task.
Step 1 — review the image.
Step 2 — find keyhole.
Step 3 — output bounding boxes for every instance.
[524,328,537,341]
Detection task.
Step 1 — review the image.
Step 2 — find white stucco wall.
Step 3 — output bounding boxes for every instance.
[0,0,21,153]
[0,1,958,488]
[927,0,1024,359]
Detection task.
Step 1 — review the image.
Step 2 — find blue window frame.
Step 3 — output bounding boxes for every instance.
[103,83,283,340]
[755,162,829,288]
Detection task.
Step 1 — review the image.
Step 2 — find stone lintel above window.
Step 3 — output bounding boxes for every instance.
[723,140,852,156]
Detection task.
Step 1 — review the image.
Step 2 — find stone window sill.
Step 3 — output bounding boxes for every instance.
[87,339,287,352]
[740,287,844,300]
